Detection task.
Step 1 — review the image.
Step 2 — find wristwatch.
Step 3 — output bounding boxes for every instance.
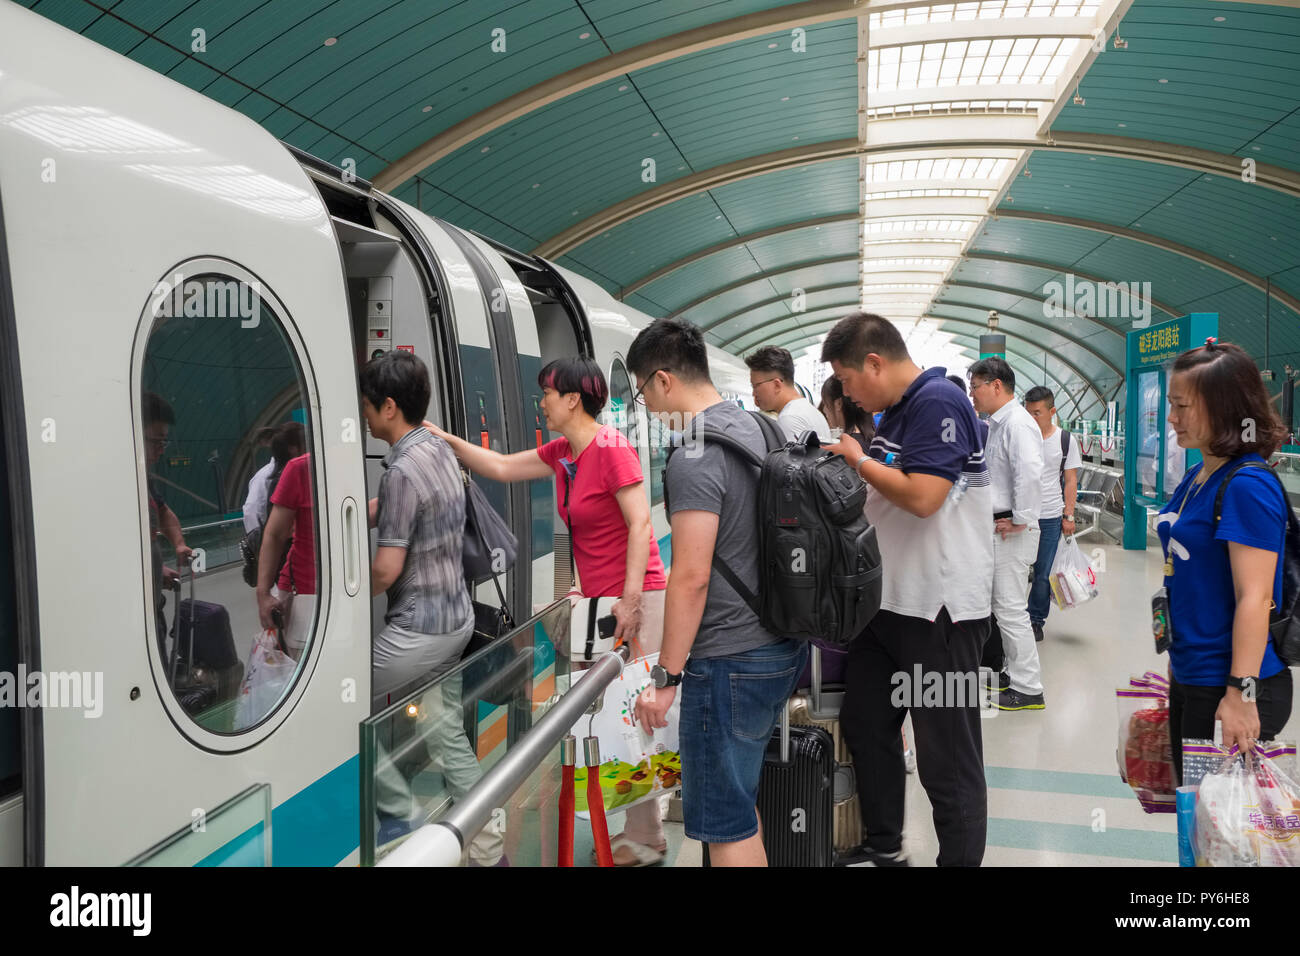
[1063,513,1074,521]
[650,664,682,689]
[1226,675,1258,698]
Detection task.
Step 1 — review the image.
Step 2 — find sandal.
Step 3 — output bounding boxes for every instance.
[591,833,666,867]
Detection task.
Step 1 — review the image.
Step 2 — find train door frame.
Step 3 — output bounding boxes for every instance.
[0,185,40,864]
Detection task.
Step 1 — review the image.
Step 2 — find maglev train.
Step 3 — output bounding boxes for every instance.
[0,3,753,866]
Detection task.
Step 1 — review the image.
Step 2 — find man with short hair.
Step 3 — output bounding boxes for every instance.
[821,312,992,867]
[968,358,1045,710]
[744,345,832,443]
[629,318,807,868]
[359,351,503,864]
[1022,386,1082,643]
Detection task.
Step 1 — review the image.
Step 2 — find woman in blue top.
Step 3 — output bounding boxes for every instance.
[1157,339,1291,785]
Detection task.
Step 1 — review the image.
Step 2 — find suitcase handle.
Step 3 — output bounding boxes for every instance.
[779,698,791,764]
[810,644,823,715]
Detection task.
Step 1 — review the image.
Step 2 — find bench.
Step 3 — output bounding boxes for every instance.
[1073,463,1123,543]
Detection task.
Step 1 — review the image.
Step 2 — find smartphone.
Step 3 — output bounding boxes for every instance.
[597,614,617,639]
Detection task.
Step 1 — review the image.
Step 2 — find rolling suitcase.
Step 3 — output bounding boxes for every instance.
[756,700,836,867]
[170,564,243,714]
[789,644,862,861]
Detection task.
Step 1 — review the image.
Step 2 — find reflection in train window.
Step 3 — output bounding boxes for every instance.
[138,272,316,735]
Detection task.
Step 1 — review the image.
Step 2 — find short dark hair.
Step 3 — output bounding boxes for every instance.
[820,312,909,368]
[946,374,967,392]
[744,346,795,384]
[820,375,870,435]
[969,357,1015,392]
[270,421,306,465]
[1024,385,1055,407]
[626,317,711,384]
[142,391,174,427]
[538,357,608,419]
[359,350,431,425]
[1173,340,1286,458]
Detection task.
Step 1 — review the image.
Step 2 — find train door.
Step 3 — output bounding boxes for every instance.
[0,195,27,864]
[468,236,595,600]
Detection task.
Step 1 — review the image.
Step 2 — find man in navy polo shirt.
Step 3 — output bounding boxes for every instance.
[822,312,993,867]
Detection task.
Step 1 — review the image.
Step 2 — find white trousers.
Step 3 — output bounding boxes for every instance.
[993,527,1043,696]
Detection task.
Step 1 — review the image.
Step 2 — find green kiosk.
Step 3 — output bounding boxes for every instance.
[1123,312,1219,550]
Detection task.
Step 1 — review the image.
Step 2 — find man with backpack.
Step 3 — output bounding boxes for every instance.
[821,312,992,867]
[1022,386,1082,643]
[628,318,808,868]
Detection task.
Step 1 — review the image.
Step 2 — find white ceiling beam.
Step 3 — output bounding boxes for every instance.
[871,17,1098,47]
[865,111,1039,147]
[870,83,1056,109]
[862,195,990,217]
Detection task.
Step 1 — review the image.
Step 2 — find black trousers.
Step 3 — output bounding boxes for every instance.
[1169,670,1294,785]
[841,608,989,866]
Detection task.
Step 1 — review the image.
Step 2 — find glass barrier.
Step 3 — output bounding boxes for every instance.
[359,598,573,866]
[123,784,271,867]
[180,516,246,572]
[1271,452,1300,510]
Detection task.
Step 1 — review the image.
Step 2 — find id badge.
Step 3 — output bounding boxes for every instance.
[1151,586,1173,654]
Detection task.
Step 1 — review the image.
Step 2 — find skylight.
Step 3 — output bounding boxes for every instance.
[869,38,1080,91]
[870,1,1101,28]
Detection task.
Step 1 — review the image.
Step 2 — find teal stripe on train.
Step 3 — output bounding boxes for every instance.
[198,756,360,867]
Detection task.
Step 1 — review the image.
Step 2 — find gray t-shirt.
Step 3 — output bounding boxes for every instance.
[777,396,833,444]
[665,400,782,659]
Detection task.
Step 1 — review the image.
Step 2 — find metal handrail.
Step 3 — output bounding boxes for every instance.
[379,645,630,867]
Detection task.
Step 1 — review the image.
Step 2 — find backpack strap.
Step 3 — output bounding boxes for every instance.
[1059,428,1069,491]
[1212,460,1279,525]
[660,409,782,618]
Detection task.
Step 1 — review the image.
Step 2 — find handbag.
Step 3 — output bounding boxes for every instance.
[459,482,520,707]
[557,462,622,662]
[462,474,518,584]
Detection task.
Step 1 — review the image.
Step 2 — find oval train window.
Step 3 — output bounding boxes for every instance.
[137,266,318,739]
[606,358,637,446]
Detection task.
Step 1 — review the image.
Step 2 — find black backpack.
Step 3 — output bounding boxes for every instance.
[1213,460,1300,666]
[665,411,883,646]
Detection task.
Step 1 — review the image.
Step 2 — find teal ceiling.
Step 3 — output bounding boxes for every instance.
[20,0,1300,419]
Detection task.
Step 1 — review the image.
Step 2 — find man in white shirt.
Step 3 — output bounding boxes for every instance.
[822,313,993,867]
[241,427,277,533]
[744,345,833,444]
[969,359,1045,711]
[1023,386,1082,643]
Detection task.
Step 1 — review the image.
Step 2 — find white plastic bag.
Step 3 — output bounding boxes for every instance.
[1049,535,1097,610]
[1195,744,1300,866]
[234,630,296,730]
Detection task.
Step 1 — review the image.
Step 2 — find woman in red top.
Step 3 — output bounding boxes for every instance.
[426,357,669,865]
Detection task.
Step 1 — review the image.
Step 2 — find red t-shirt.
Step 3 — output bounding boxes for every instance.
[537,425,666,598]
[270,454,316,595]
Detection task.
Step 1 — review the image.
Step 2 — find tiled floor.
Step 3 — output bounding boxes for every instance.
[662,540,1299,867]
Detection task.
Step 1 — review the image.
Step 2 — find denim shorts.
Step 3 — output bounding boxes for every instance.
[679,639,808,844]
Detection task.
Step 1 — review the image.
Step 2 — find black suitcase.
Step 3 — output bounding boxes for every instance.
[756,703,836,867]
[170,566,242,713]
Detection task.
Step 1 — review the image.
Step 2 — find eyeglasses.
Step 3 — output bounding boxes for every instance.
[633,368,669,406]
[750,377,780,391]
[968,380,994,396]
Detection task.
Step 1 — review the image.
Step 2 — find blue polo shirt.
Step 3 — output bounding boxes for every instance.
[1156,454,1286,686]
[865,367,993,622]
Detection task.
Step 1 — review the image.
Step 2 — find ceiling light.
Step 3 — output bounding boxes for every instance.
[781,96,790,101]
[532,183,540,189]
[323,37,337,46]
[1073,85,1085,106]
[481,146,490,153]
[579,32,591,39]
[652,131,659,137]
[1117,123,1126,128]
[768,42,778,48]
[1214,16,1226,21]
[422,105,432,112]
[618,84,628,91]
[1158,78,1168,84]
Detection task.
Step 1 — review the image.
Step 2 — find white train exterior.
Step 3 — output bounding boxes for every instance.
[0,2,753,866]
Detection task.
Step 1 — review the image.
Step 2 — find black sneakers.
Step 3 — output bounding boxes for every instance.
[984,670,1010,693]
[838,844,911,867]
[997,688,1046,711]
[1033,622,1044,642]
